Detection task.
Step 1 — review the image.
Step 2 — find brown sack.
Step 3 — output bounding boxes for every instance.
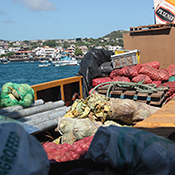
[106,98,159,124]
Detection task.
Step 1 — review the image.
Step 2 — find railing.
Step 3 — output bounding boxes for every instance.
[31,76,83,106]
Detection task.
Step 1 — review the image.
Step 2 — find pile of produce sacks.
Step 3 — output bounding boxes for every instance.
[92,61,175,98]
[61,93,159,125]
[43,93,159,163]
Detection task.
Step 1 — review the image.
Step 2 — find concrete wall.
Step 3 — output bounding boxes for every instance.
[123,27,175,69]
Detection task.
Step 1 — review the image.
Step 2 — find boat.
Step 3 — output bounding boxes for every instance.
[38,63,50,67]
[1,47,175,174]
[39,58,48,63]
[0,58,10,64]
[0,2,175,173]
[54,64,60,67]
[52,52,79,66]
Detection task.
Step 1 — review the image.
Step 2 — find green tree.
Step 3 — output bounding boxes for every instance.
[43,40,57,47]
[0,52,14,57]
[74,47,83,56]
[6,52,14,56]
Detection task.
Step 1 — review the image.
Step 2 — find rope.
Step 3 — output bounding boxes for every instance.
[90,81,168,98]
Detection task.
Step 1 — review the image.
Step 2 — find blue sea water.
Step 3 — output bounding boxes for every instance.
[0,61,80,91]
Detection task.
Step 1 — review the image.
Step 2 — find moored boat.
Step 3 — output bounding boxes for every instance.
[0,58,10,64]
[52,52,79,66]
[38,63,50,67]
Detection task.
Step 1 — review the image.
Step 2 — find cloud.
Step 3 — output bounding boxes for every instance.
[0,9,7,15]
[13,0,58,12]
[4,19,15,23]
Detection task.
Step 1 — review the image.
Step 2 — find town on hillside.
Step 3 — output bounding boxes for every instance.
[0,30,128,62]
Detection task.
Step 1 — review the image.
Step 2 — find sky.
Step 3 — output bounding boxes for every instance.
[0,0,155,41]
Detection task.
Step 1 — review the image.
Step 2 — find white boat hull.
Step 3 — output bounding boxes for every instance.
[38,63,50,67]
[52,60,78,66]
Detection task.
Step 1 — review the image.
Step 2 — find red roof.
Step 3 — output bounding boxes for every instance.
[16,50,32,53]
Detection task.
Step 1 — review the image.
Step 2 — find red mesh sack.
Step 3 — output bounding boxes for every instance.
[110,69,121,79]
[119,66,128,76]
[132,74,152,84]
[43,136,94,162]
[127,64,141,78]
[141,61,160,69]
[165,93,175,104]
[139,66,169,81]
[139,66,159,80]
[119,64,141,78]
[152,81,162,87]
[113,76,130,82]
[157,69,169,82]
[162,81,175,97]
[92,77,112,87]
[167,64,175,77]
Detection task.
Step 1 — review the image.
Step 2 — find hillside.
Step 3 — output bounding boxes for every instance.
[100,30,129,39]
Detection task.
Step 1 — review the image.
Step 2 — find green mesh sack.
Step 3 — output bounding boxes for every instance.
[0,82,35,108]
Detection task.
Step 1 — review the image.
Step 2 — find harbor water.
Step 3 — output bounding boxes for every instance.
[0,61,80,91]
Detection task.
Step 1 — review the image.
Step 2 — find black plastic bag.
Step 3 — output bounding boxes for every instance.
[77,48,114,98]
[99,61,113,74]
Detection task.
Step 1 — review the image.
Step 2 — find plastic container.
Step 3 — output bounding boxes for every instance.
[111,50,140,69]
[115,50,128,55]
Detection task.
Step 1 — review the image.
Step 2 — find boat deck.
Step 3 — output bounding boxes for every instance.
[134,98,175,141]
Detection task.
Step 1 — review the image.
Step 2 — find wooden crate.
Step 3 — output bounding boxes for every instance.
[134,98,175,141]
[97,86,168,107]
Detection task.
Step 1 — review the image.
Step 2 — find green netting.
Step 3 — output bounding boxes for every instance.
[0,82,35,107]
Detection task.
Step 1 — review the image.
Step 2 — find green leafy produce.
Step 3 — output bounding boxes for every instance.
[0,82,35,107]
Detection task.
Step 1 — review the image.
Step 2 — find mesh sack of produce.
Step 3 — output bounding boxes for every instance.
[126,64,142,78]
[85,125,175,175]
[167,64,175,77]
[157,69,169,82]
[162,81,175,97]
[133,101,159,123]
[132,74,152,84]
[106,98,137,124]
[43,135,94,162]
[141,61,160,69]
[119,64,141,78]
[139,66,159,80]
[63,94,110,122]
[109,68,121,79]
[92,77,112,87]
[118,66,128,76]
[139,66,169,81]
[0,82,35,107]
[57,117,102,144]
[106,98,158,124]
[112,76,130,82]
[152,80,162,87]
